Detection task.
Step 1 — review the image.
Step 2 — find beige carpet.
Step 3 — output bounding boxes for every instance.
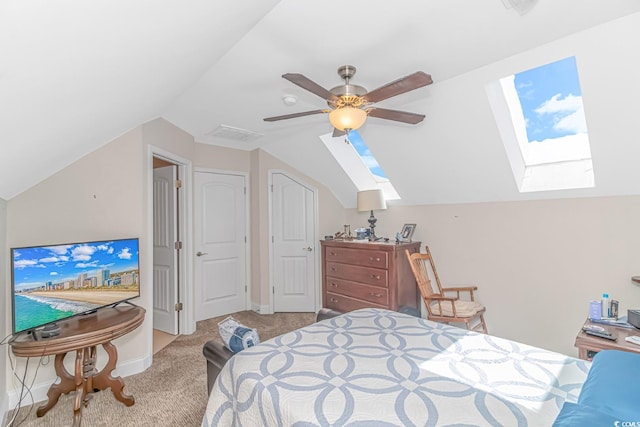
[6,311,316,427]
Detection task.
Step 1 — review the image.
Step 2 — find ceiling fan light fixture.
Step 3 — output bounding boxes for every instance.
[329,107,367,132]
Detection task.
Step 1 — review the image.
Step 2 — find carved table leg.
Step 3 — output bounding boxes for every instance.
[37,352,74,417]
[91,341,134,406]
[72,348,88,427]
[83,346,97,401]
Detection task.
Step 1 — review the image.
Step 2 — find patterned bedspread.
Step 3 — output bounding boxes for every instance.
[202,308,589,426]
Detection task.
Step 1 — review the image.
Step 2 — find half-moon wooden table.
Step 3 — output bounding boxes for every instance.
[10,305,145,426]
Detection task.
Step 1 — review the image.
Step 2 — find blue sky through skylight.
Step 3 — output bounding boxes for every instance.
[514,57,587,143]
[347,131,387,179]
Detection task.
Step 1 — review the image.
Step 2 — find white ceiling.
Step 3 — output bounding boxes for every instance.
[2,1,640,206]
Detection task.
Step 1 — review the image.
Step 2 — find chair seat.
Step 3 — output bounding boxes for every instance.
[430,300,484,317]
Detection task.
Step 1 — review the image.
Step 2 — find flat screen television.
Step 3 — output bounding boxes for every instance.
[11,237,140,337]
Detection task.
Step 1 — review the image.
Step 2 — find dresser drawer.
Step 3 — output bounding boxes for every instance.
[325,247,388,269]
[325,292,387,313]
[326,262,388,287]
[326,277,389,305]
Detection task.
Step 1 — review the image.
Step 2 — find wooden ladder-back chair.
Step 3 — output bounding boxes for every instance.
[405,246,488,333]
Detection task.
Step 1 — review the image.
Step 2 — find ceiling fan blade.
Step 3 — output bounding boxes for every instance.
[363,71,433,104]
[282,73,339,102]
[263,109,329,122]
[367,108,425,125]
[332,128,346,138]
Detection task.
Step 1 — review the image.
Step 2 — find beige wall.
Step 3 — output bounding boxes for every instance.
[5,127,149,398]
[2,118,344,403]
[346,196,640,356]
[0,197,7,418]
[143,118,195,160]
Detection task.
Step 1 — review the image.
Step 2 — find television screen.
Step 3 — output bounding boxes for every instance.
[11,237,140,335]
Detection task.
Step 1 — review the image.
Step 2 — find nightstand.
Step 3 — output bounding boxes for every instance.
[575,318,640,360]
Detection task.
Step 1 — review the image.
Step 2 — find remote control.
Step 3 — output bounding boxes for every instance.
[625,336,640,346]
[584,329,616,340]
[583,325,606,333]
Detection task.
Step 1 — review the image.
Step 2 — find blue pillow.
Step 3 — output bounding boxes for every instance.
[553,402,618,426]
[578,350,640,420]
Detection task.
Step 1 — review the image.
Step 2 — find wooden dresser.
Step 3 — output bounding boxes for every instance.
[321,239,421,313]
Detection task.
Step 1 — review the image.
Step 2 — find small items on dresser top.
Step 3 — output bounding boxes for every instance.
[590,293,618,320]
[628,309,640,329]
[588,293,640,330]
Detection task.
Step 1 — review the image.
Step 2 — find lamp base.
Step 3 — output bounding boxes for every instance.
[368,210,377,241]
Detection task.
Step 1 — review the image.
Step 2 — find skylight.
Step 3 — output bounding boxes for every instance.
[347,131,387,180]
[320,130,399,200]
[487,56,594,193]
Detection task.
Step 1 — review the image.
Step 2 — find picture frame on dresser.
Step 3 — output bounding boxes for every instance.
[400,224,416,241]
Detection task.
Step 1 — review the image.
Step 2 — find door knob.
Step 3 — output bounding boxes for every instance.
[196,251,208,257]
[302,247,313,252]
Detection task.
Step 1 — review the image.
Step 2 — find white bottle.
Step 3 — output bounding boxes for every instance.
[601,293,610,318]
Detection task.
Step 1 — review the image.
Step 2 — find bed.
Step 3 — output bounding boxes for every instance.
[202,308,589,426]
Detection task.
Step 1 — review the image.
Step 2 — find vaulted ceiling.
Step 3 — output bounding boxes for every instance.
[2,1,640,206]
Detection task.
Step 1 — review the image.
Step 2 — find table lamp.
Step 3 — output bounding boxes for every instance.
[357,189,387,241]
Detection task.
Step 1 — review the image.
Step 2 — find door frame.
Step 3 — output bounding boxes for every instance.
[194,167,251,315]
[147,145,195,335]
[267,169,320,314]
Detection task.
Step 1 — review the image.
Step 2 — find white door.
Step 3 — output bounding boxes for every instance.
[271,172,316,312]
[194,171,247,320]
[153,165,178,334]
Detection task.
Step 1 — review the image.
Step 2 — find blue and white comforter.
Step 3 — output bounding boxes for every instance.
[202,308,589,426]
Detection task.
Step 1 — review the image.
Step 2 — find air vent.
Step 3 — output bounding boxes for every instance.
[206,125,263,142]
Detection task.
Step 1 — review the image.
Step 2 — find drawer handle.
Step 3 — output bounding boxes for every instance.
[370,292,382,298]
[331,267,337,272]
[330,297,338,303]
[369,257,381,262]
[329,252,337,256]
[330,282,338,288]
[371,274,381,280]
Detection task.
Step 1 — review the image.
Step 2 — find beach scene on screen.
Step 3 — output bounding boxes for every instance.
[12,238,140,333]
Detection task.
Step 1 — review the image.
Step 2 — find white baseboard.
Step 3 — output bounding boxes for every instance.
[6,353,152,409]
[251,303,272,314]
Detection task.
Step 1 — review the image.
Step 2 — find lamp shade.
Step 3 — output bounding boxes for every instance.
[357,189,387,212]
[329,107,367,131]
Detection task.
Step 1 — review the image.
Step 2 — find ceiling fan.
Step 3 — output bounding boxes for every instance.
[264,65,433,136]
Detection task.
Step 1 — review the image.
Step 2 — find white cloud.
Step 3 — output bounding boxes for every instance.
[71,245,97,261]
[517,80,533,89]
[535,93,582,115]
[45,245,73,255]
[39,256,60,263]
[50,272,58,276]
[554,107,587,134]
[361,154,380,169]
[534,93,587,134]
[118,248,133,260]
[14,259,38,269]
[75,261,99,268]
